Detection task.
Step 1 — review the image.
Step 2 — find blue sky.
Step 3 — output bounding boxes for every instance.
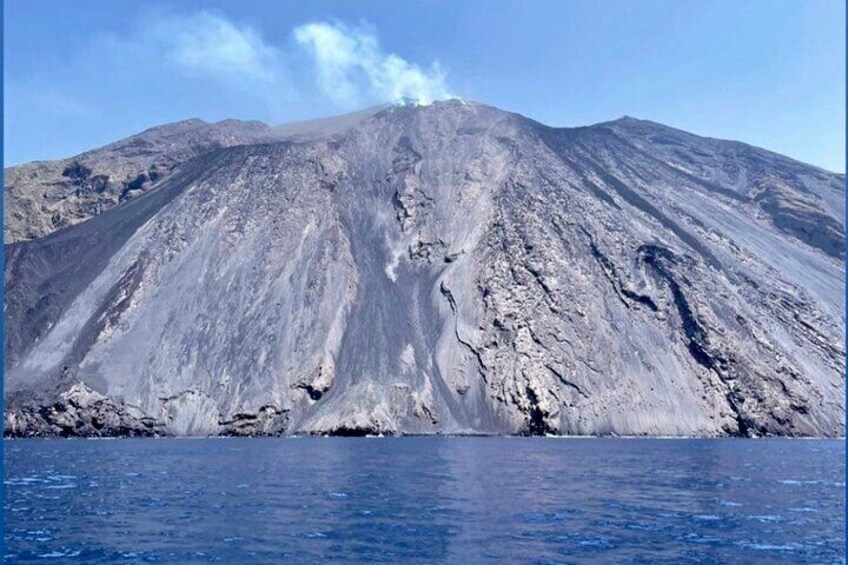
[4,0,845,171]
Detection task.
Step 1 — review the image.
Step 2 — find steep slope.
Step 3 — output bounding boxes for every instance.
[5,101,845,437]
[3,108,386,244]
[4,119,278,243]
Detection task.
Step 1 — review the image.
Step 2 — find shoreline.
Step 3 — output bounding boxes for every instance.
[4,433,844,440]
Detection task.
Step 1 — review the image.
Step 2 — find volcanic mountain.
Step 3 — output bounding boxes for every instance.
[4,100,845,437]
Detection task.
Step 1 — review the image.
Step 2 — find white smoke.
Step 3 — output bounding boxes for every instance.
[293,21,453,107]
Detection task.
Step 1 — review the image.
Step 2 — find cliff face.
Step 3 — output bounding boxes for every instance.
[4,101,845,437]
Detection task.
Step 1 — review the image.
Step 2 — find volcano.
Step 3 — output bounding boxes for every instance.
[4,100,844,437]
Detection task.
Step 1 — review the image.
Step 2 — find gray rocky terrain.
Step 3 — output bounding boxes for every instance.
[4,100,845,437]
[4,119,278,243]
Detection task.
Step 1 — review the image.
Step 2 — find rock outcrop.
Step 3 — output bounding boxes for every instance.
[3,383,167,438]
[4,101,845,437]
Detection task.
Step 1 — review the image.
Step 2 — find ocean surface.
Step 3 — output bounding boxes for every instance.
[3,438,845,563]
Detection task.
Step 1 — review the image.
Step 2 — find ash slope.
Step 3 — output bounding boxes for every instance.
[3,106,382,244]
[4,119,275,243]
[4,101,845,437]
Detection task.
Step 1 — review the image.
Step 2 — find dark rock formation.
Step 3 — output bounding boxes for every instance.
[4,383,167,438]
[4,101,845,437]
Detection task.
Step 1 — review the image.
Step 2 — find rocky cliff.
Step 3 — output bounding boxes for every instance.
[4,100,845,437]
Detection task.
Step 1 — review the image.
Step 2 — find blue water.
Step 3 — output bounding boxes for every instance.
[3,438,845,563]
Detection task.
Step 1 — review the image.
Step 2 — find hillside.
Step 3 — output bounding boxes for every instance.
[4,100,844,437]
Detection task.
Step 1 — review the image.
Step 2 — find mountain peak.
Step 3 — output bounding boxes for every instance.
[389,95,471,108]
[391,96,426,107]
[4,96,844,438]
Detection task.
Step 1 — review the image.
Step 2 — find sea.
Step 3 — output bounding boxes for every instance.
[3,437,845,563]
